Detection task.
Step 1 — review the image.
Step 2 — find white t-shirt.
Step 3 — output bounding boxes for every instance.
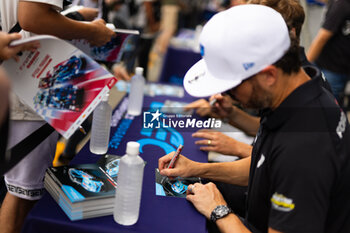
[0,0,63,120]
[0,0,63,33]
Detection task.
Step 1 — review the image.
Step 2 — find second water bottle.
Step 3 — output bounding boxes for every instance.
[90,92,112,154]
[127,67,145,116]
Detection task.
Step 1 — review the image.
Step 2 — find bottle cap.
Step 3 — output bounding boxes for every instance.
[126,141,140,156]
[135,67,144,76]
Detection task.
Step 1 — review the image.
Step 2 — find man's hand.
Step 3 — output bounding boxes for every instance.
[209,94,236,119]
[184,99,211,117]
[185,94,236,119]
[158,152,199,178]
[0,32,39,61]
[77,7,99,21]
[186,182,227,219]
[192,129,252,158]
[112,63,131,81]
[18,1,114,45]
[88,19,115,47]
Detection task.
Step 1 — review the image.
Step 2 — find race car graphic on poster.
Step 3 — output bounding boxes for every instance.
[96,154,146,187]
[1,35,118,138]
[68,168,105,193]
[155,168,201,198]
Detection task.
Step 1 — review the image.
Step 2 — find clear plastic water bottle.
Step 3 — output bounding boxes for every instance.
[114,142,145,225]
[127,67,145,116]
[89,92,112,154]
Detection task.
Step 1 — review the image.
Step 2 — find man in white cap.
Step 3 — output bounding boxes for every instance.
[159,4,350,233]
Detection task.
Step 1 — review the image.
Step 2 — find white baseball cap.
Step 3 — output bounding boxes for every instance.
[183,4,291,97]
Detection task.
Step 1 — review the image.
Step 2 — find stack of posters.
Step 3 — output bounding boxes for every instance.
[44,154,120,220]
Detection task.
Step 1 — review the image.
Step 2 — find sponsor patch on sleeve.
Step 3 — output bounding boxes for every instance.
[271,192,295,212]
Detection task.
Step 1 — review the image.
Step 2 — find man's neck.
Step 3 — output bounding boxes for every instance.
[271,68,311,110]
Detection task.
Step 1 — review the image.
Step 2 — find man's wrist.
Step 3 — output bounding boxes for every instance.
[210,205,232,222]
[231,140,243,158]
[228,105,237,123]
[215,212,235,224]
[196,161,216,178]
[191,161,204,177]
[235,141,252,158]
[69,21,96,42]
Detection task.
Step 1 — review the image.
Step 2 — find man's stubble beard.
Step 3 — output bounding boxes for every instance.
[245,79,273,110]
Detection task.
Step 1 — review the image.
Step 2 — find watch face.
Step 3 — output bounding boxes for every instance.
[216,205,229,217]
[211,205,231,222]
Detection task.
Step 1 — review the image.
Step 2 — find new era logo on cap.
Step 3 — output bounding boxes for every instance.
[243,62,255,71]
[200,44,205,57]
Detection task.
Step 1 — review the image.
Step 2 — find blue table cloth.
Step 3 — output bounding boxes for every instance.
[22,93,208,233]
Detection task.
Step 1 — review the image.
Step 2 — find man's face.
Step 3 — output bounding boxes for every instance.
[227,75,273,109]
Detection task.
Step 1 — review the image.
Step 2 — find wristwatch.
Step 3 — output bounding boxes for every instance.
[210,205,232,222]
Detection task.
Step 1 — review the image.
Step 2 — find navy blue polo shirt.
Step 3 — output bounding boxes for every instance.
[244,68,350,232]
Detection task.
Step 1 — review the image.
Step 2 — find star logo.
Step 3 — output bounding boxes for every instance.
[150,109,162,122]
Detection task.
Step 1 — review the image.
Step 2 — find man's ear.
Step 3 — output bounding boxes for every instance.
[290,28,297,38]
[257,65,278,87]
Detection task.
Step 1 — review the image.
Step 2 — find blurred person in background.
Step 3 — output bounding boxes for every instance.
[110,0,180,82]
[109,0,161,80]
[147,0,179,81]
[0,30,39,215]
[0,31,40,159]
[0,66,10,206]
[0,1,114,232]
[57,0,112,165]
[0,31,39,158]
[307,0,350,105]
